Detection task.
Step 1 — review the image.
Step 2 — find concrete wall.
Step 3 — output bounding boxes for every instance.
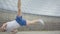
[0,9,60,31]
[0,0,60,16]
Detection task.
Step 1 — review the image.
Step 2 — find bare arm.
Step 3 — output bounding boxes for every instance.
[0,23,7,32]
[17,0,22,16]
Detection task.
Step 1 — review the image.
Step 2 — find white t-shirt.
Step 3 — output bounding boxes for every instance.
[6,20,20,32]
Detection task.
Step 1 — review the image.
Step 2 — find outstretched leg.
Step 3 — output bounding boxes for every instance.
[26,19,45,25]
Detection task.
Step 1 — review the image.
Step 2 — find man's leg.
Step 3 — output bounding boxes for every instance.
[26,19,45,25]
[11,29,18,34]
[17,0,22,16]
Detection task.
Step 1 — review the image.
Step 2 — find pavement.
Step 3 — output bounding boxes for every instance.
[0,31,60,34]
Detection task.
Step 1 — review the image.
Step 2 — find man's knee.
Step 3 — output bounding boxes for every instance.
[11,29,18,34]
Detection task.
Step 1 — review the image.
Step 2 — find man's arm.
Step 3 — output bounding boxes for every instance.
[17,0,22,16]
[0,23,7,32]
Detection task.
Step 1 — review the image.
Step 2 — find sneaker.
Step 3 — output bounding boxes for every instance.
[38,19,45,25]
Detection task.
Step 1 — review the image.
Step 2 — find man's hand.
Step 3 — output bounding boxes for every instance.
[0,23,7,32]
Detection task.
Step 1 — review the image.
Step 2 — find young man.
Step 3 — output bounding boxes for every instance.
[0,0,44,33]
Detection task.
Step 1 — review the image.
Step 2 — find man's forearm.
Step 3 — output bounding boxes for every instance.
[18,0,22,16]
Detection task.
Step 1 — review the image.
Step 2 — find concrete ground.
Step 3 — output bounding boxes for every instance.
[0,31,60,34]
